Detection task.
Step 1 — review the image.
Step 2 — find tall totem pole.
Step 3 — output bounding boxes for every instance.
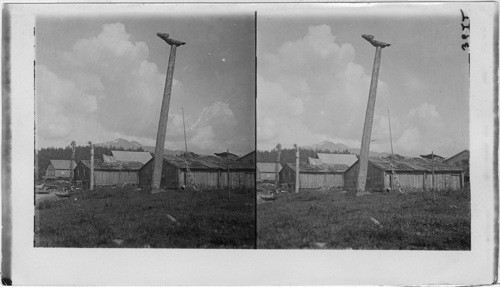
[274,143,282,190]
[151,33,186,193]
[356,34,391,196]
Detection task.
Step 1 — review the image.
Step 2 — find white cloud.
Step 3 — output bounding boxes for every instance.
[189,101,239,153]
[37,22,240,154]
[409,102,440,120]
[395,128,421,154]
[258,24,390,150]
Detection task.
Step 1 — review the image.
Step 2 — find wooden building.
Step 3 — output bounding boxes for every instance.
[74,160,143,186]
[344,156,464,192]
[257,162,281,182]
[279,162,349,189]
[444,150,469,187]
[139,154,255,190]
[237,151,256,166]
[45,160,76,178]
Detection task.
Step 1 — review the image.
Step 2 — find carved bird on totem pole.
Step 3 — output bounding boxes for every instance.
[157,33,186,47]
[362,34,391,48]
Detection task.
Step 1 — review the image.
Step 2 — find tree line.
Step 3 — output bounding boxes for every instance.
[35,145,144,179]
[257,148,351,164]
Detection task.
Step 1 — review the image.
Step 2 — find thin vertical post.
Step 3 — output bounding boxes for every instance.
[182,107,189,189]
[70,141,76,185]
[227,149,230,196]
[182,107,188,155]
[388,110,394,191]
[89,141,94,191]
[432,151,435,201]
[294,144,299,193]
[388,110,394,155]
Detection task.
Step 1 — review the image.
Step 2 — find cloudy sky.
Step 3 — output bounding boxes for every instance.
[257,8,469,157]
[36,13,255,155]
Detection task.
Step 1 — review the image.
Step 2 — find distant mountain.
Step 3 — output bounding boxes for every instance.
[303,141,350,152]
[95,138,143,150]
[141,145,184,156]
[95,138,184,155]
[303,140,391,158]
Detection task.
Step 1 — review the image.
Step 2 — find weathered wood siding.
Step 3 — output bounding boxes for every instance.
[94,170,138,186]
[46,165,70,178]
[74,162,89,183]
[423,173,462,191]
[139,159,255,190]
[299,173,343,188]
[392,173,425,191]
[139,160,179,189]
[344,162,386,192]
[344,164,358,191]
[280,165,343,189]
[220,171,255,189]
[279,165,295,185]
[366,163,384,191]
[185,170,220,189]
[346,161,463,192]
[344,162,384,191]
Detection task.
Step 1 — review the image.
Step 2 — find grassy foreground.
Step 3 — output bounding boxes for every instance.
[257,188,470,250]
[35,186,255,248]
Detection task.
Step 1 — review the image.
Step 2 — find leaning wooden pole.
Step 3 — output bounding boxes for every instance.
[151,33,185,193]
[356,34,390,196]
[388,110,394,155]
[294,144,300,193]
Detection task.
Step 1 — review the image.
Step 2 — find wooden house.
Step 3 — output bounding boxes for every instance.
[279,162,349,189]
[45,160,77,178]
[257,162,281,182]
[237,151,256,166]
[344,156,464,192]
[74,160,143,186]
[139,154,255,190]
[443,150,469,186]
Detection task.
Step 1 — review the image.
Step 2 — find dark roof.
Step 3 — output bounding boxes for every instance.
[366,156,462,172]
[444,149,470,163]
[237,151,256,161]
[286,162,350,173]
[144,153,255,171]
[49,160,77,170]
[79,159,143,171]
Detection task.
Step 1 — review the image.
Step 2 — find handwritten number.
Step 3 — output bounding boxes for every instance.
[460,9,469,52]
[460,9,469,22]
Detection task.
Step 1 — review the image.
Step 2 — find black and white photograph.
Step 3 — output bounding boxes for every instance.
[2,2,497,286]
[257,7,471,250]
[33,11,256,248]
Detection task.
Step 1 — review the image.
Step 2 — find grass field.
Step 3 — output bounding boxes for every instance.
[257,188,470,250]
[35,185,255,248]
